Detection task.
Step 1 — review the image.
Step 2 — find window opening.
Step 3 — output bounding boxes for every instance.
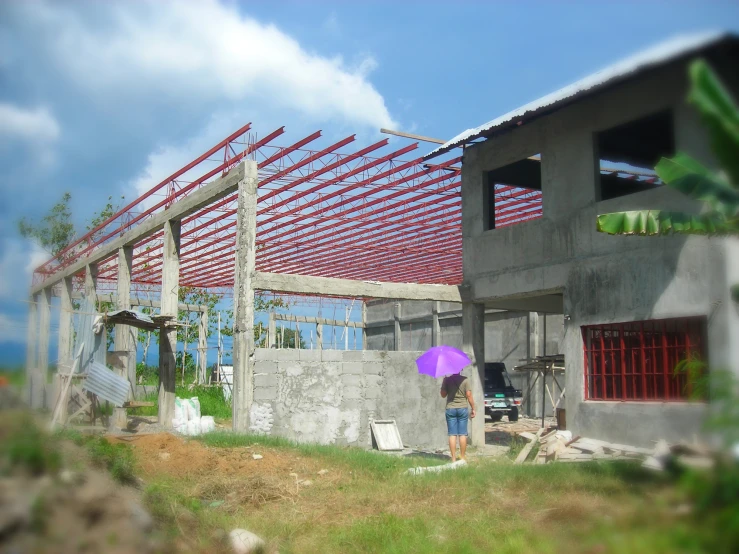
[596,110,674,201]
[484,155,543,230]
[582,316,706,401]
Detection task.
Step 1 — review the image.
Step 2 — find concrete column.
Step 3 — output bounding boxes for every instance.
[462,302,485,447]
[25,294,39,407]
[361,301,367,350]
[57,277,73,370]
[528,311,540,417]
[268,312,276,348]
[158,219,180,427]
[393,303,402,351]
[56,277,74,421]
[36,287,51,408]
[315,323,323,350]
[431,301,441,347]
[113,246,134,427]
[232,161,258,432]
[199,309,208,383]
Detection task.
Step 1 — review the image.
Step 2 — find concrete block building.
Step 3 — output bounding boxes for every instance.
[426,32,739,446]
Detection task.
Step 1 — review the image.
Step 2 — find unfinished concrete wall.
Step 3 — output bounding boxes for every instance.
[250,348,449,450]
[366,300,565,417]
[460,53,737,446]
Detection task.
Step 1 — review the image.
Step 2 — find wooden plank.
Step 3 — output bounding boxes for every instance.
[514,427,544,464]
[518,432,537,442]
[122,401,155,408]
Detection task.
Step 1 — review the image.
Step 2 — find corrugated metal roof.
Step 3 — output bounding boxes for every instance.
[84,361,130,407]
[425,31,736,160]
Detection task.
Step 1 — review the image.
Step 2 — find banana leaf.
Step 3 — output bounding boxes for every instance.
[688,59,739,186]
[596,210,739,236]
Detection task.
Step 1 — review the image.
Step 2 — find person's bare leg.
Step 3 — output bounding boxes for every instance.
[448,435,457,462]
[459,435,468,461]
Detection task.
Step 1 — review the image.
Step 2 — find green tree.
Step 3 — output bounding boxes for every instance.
[18,192,75,258]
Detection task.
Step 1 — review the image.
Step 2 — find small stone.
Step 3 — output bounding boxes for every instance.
[229,528,265,554]
[59,469,82,485]
[300,479,312,487]
[158,452,171,461]
[317,469,328,476]
[252,454,263,460]
[211,528,228,542]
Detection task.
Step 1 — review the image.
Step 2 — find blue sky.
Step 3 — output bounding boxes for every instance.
[1,0,738,366]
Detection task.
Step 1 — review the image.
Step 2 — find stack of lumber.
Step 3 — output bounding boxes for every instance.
[514,428,715,467]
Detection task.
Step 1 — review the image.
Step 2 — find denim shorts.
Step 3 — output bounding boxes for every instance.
[445,407,469,436]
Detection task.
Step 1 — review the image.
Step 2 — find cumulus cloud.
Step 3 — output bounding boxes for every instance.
[0,103,60,143]
[0,238,47,301]
[15,0,396,130]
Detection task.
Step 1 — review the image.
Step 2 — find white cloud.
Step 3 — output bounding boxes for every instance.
[18,0,397,130]
[0,238,47,301]
[0,103,60,143]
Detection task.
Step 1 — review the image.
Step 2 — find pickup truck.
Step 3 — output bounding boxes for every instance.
[483,362,522,422]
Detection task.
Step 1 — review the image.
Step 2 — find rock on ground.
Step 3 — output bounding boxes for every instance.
[230,528,265,554]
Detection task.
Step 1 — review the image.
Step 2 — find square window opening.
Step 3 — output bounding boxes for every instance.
[484,155,543,230]
[596,110,674,201]
[582,316,707,402]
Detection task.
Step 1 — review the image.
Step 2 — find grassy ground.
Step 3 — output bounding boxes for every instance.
[132,432,729,554]
[2,413,733,553]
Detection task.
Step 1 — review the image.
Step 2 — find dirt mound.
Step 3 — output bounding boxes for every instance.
[112,433,324,482]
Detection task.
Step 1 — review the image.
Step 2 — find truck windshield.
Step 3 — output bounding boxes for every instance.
[484,365,508,389]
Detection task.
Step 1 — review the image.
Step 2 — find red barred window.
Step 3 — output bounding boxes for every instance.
[582,317,706,401]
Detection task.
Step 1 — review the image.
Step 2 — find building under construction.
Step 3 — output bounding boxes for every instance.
[25,32,739,449]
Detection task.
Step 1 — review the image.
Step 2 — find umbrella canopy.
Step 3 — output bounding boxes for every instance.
[415,346,471,379]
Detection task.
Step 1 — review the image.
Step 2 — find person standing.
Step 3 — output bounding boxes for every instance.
[440,371,476,462]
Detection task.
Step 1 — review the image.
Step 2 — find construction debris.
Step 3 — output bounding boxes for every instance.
[513,427,716,467]
[406,459,467,475]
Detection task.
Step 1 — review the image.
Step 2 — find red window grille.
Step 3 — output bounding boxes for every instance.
[582,317,707,401]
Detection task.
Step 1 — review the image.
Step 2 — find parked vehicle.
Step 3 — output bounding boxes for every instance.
[483,362,522,422]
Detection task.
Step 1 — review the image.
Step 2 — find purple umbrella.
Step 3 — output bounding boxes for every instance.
[415,345,471,379]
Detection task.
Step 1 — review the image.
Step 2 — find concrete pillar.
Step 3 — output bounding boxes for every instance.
[268,312,276,348]
[25,294,39,407]
[232,161,258,432]
[393,303,402,351]
[528,311,540,418]
[462,302,485,447]
[113,246,134,427]
[199,308,208,383]
[158,219,180,427]
[84,263,98,307]
[431,301,441,347]
[57,277,73,370]
[316,323,323,350]
[36,287,51,408]
[361,301,367,350]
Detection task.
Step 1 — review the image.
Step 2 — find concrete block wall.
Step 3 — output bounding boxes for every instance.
[365,300,564,418]
[251,348,449,450]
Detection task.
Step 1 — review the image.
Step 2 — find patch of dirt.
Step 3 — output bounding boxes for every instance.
[485,416,554,446]
[110,433,324,479]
